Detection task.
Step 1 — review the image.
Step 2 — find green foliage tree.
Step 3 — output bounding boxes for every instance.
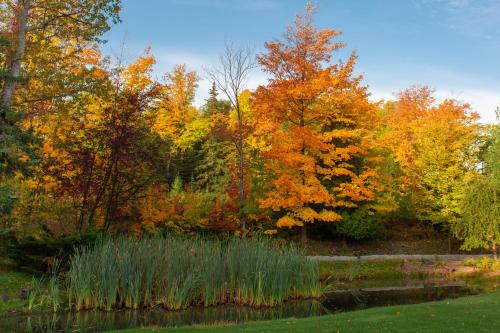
[452,113,500,257]
[481,108,500,180]
[452,173,500,257]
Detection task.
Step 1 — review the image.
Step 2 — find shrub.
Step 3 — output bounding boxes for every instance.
[0,185,16,216]
[329,208,384,240]
[463,257,494,271]
[2,232,99,273]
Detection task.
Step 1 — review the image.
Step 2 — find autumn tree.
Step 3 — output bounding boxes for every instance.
[154,64,199,137]
[0,1,34,177]
[0,0,119,178]
[149,64,207,187]
[253,5,395,241]
[0,0,121,232]
[12,50,169,233]
[1,0,121,111]
[1,0,30,113]
[382,86,481,227]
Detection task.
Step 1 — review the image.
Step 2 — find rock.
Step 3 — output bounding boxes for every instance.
[452,266,478,275]
[421,258,434,265]
[19,288,29,300]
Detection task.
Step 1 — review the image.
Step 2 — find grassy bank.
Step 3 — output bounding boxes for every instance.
[69,237,320,311]
[108,291,500,333]
[0,258,60,315]
[0,259,32,314]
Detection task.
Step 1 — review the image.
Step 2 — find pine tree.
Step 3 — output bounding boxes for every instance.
[202,82,231,117]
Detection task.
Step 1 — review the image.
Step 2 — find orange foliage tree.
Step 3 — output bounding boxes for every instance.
[253,5,396,240]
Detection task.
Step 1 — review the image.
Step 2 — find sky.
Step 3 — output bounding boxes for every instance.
[103,0,500,123]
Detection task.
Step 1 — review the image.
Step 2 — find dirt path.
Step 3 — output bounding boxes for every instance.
[309,254,493,261]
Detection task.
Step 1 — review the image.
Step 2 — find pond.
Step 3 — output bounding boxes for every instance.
[0,283,475,333]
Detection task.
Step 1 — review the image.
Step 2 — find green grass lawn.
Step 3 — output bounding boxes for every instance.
[108,291,500,333]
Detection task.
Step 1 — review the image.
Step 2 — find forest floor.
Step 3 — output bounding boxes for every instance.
[300,220,488,256]
[108,290,500,333]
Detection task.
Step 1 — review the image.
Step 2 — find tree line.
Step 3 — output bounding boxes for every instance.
[0,2,498,252]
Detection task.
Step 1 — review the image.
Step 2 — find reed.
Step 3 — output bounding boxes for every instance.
[27,277,43,312]
[68,236,320,310]
[46,258,62,312]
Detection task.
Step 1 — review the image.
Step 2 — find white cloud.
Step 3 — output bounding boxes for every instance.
[412,0,500,40]
[437,89,499,123]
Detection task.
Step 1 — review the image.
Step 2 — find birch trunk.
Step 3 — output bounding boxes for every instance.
[1,0,30,116]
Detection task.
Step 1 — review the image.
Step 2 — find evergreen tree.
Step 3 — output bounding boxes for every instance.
[201,82,231,117]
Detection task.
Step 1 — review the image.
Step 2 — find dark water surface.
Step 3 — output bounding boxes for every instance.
[0,284,475,333]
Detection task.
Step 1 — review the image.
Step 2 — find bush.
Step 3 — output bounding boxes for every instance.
[2,232,99,274]
[329,208,384,240]
[0,185,16,215]
[463,257,494,271]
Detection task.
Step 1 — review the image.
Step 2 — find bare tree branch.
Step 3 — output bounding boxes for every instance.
[204,42,255,230]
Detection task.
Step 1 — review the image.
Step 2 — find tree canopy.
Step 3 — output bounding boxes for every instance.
[0,2,492,249]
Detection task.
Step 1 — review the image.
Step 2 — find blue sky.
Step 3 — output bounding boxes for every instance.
[104,0,499,122]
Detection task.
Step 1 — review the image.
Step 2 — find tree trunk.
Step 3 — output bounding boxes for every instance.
[301,224,308,244]
[299,115,307,245]
[87,160,114,227]
[103,164,119,230]
[236,101,246,231]
[77,154,96,232]
[238,136,246,231]
[493,243,497,261]
[1,0,30,117]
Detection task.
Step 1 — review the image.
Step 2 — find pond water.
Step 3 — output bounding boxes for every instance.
[0,284,475,333]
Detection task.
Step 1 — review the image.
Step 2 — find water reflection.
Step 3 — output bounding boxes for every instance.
[0,284,474,333]
[1,301,328,333]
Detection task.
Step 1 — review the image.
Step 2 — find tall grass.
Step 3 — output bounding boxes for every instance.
[68,236,320,311]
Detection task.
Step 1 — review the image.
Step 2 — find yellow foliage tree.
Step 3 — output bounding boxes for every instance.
[382,86,482,226]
